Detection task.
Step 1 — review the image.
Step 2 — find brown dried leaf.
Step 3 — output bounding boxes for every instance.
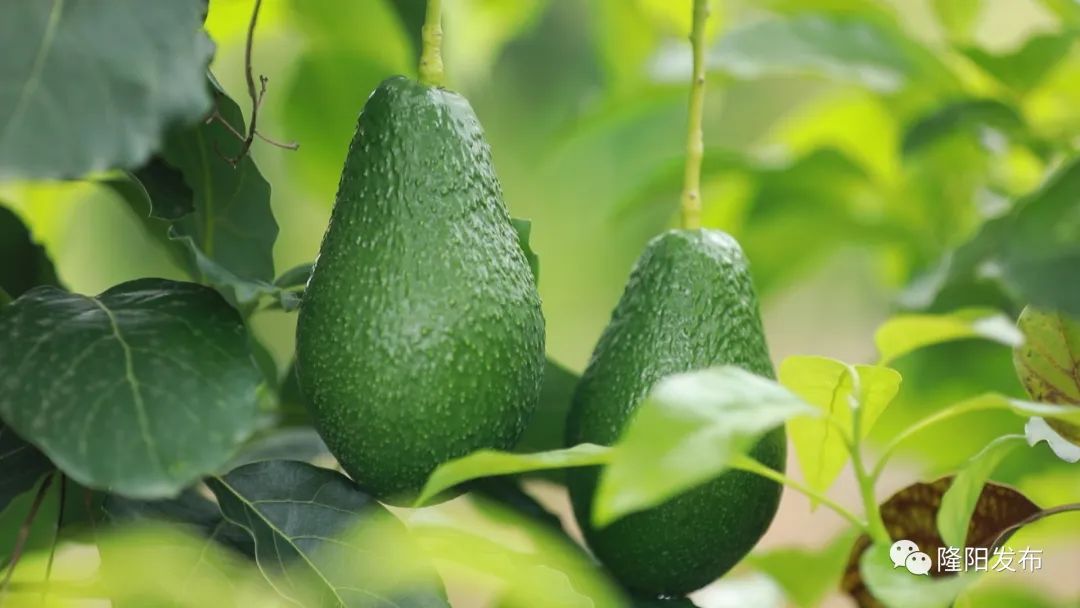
[842,477,1040,608]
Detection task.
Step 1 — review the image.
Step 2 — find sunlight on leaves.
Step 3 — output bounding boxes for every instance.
[780,357,901,502]
[593,367,816,527]
[875,308,1023,365]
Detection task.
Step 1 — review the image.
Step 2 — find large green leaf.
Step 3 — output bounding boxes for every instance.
[0,424,52,513]
[207,460,448,608]
[0,0,213,179]
[115,84,279,310]
[709,14,946,93]
[906,158,1080,316]
[0,279,261,498]
[593,367,816,527]
[901,99,1027,158]
[875,308,1023,365]
[779,357,900,500]
[749,529,858,607]
[0,205,58,298]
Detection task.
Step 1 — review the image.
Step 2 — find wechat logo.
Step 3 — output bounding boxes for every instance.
[890,539,932,575]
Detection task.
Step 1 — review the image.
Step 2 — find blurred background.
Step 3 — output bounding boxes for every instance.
[2,0,1079,605]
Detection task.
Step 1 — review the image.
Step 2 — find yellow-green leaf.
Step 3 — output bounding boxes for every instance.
[875,308,1023,365]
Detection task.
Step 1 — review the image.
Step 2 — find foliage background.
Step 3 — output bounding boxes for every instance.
[2,0,1080,605]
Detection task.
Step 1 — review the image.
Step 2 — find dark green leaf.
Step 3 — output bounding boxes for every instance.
[207,460,448,607]
[116,84,280,311]
[0,279,262,498]
[0,205,58,298]
[129,158,195,221]
[901,99,1026,158]
[102,488,254,558]
[0,0,213,179]
[0,424,52,513]
[512,218,540,285]
[514,358,579,455]
[962,33,1075,95]
[228,428,330,468]
[904,157,1080,316]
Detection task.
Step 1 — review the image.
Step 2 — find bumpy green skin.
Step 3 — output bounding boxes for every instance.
[566,228,785,596]
[296,76,545,505]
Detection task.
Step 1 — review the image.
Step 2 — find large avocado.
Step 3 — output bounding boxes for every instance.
[566,228,785,596]
[296,76,545,505]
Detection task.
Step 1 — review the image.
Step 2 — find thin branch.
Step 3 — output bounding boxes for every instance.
[0,473,56,592]
[41,475,67,603]
[219,0,298,167]
[990,502,1080,552]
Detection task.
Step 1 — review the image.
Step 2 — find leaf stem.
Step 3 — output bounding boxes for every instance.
[0,473,55,593]
[419,0,445,87]
[847,366,891,545]
[41,475,67,603]
[679,0,709,230]
[871,394,1009,481]
[733,455,867,532]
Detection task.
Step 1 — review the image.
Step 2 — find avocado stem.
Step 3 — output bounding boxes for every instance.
[419,0,446,87]
[679,0,709,231]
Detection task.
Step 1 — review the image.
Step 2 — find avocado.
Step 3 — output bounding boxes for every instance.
[296,76,545,505]
[566,228,785,596]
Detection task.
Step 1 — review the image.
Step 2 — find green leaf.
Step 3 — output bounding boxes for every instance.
[749,529,858,607]
[1013,307,1080,440]
[116,84,280,311]
[962,33,1075,95]
[207,460,448,608]
[0,425,52,513]
[228,428,330,468]
[273,263,314,289]
[593,367,816,527]
[908,159,1080,316]
[0,279,262,498]
[937,434,1026,548]
[779,357,901,500]
[901,99,1026,158]
[875,308,1023,365]
[859,545,977,608]
[415,444,610,507]
[932,0,983,41]
[0,0,213,179]
[512,218,540,285]
[102,488,254,558]
[0,205,58,298]
[514,358,580,454]
[709,14,944,93]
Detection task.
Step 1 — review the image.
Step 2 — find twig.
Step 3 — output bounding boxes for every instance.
[0,473,56,593]
[41,475,67,603]
[218,0,298,167]
[990,502,1080,552]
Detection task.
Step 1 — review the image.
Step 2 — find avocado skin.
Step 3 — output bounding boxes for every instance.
[296,76,545,505]
[566,228,785,596]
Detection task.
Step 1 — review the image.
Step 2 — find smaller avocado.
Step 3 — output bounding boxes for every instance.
[566,228,785,596]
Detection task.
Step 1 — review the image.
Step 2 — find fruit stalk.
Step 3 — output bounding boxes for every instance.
[419,0,445,87]
[679,0,709,231]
